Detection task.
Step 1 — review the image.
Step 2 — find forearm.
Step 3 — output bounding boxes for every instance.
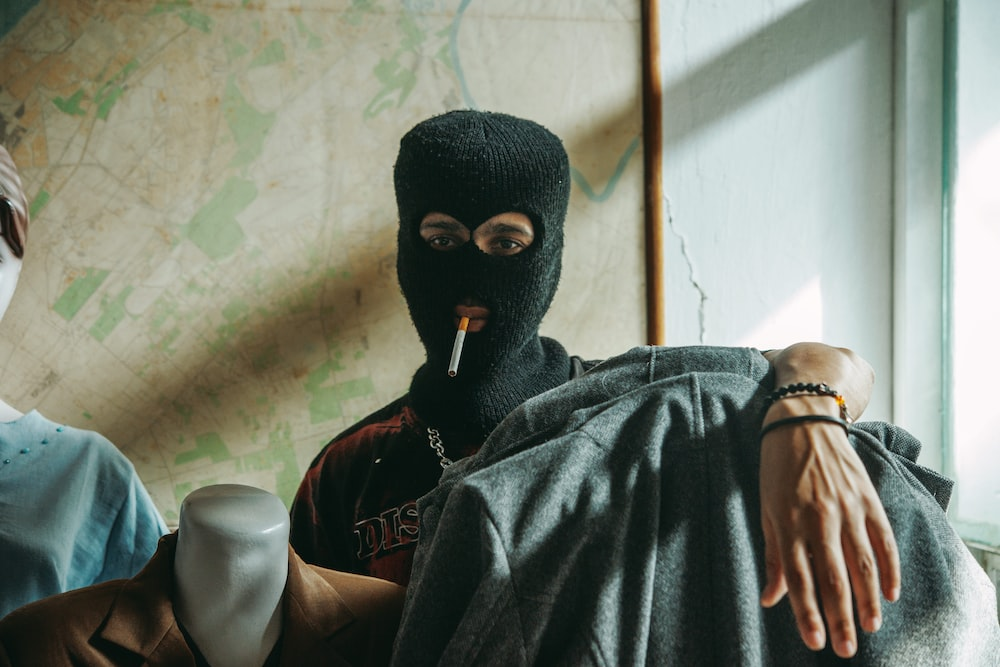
[763,342,874,422]
[758,342,895,659]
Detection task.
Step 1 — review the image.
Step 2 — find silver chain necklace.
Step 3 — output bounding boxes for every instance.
[426,427,453,469]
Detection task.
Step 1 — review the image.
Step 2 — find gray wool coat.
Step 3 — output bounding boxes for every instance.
[392,346,1000,666]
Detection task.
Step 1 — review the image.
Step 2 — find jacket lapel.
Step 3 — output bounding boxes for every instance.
[97,533,196,666]
[278,546,358,666]
[93,536,362,666]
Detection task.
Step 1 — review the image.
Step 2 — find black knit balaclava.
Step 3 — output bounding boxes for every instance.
[394,110,572,438]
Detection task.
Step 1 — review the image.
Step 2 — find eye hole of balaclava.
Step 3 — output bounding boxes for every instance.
[401,211,554,377]
[393,110,569,380]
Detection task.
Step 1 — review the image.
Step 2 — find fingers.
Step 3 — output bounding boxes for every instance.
[760,517,788,608]
[759,505,829,651]
[811,536,858,658]
[840,483,900,640]
[780,542,827,652]
[841,528,882,634]
[782,500,897,659]
[774,521,858,658]
[758,422,901,659]
[869,513,901,602]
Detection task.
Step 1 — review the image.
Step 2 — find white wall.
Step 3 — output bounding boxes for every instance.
[657,0,895,425]
[657,0,998,545]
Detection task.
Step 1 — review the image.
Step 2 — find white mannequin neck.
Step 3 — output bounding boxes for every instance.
[173,484,289,667]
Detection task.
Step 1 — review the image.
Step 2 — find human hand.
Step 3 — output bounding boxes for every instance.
[758,402,900,659]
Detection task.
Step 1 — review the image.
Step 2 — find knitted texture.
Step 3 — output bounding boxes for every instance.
[394,110,570,238]
[393,110,572,437]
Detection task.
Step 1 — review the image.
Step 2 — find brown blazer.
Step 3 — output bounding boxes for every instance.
[0,533,405,666]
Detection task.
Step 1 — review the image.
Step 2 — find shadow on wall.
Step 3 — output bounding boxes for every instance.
[114,223,403,449]
[656,0,902,350]
[662,0,904,149]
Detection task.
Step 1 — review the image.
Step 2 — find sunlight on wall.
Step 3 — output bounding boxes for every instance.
[735,277,824,351]
[952,123,1000,538]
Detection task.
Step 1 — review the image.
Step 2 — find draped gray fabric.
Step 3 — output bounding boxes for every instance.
[393,346,1000,666]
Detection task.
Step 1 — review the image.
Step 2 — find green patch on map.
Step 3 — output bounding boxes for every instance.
[151,2,213,33]
[223,76,276,167]
[182,176,254,260]
[53,268,110,321]
[173,401,194,425]
[295,15,323,50]
[175,431,232,465]
[90,285,133,341]
[250,39,286,68]
[29,190,50,218]
[304,359,375,424]
[53,90,87,116]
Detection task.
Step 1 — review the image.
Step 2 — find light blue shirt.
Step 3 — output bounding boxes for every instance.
[0,411,168,619]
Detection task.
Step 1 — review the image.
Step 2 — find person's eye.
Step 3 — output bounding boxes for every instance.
[490,238,526,256]
[427,235,462,251]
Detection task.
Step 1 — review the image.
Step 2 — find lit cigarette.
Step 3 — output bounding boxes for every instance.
[447,316,470,377]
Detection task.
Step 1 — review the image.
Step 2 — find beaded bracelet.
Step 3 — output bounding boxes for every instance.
[759,414,850,440]
[764,382,853,423]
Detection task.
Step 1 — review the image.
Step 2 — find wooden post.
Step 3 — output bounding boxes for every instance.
[641,0,665,345]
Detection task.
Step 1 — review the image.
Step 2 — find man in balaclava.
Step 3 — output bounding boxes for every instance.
[291,114,899,661]
[289,110,590,586]
[394,109,573,439]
